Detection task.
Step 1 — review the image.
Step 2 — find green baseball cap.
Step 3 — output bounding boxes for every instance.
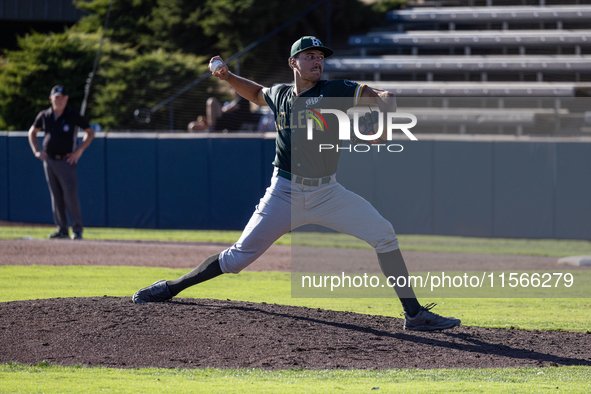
[290,36,333,58]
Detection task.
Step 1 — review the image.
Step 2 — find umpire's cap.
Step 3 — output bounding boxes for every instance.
[50,85,67,97]
[290,36,333,58]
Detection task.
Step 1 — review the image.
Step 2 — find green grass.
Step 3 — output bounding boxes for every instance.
[292,232,591,257]
[2,225,591,256]
[0,226,277,245]
[0,363,590,393]
[1,265,590,332]
[2,226,591,392]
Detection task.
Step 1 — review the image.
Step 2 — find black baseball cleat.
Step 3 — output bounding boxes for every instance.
[404,303,461,331]
[132,280,173,304]
[71,232,83,240]
[48,231,69,239]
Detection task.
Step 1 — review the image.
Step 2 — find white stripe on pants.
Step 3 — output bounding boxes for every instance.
[219,168,399,274]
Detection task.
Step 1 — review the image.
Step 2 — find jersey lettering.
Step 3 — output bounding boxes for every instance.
[275,110,324,132]
[305,95,323,107]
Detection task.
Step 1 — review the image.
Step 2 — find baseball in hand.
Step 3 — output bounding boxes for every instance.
[209,60,224,73]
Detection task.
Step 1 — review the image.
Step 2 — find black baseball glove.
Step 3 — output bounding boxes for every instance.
[350,110,381,145]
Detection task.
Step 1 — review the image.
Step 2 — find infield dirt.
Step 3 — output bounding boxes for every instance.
[1,238,590,370]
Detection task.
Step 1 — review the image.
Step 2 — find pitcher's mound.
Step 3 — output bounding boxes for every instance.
[1,297,590,370]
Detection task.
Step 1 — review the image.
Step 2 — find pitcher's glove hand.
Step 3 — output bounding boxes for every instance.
[350,111,381,146]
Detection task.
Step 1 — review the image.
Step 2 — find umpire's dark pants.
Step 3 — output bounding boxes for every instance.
[43,157,83,235]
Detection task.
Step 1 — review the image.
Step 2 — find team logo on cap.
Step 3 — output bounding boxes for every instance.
[311,38,322,47]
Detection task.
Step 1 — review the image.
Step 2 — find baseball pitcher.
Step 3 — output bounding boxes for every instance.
[133,36,460,331]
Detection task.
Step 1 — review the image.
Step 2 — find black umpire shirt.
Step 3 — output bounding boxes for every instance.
[33,106,91,159]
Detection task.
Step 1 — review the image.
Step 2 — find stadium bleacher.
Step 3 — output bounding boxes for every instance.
[386,5,591,28]
[348,30,591,55]
[349,81,591,97]
[325,55,591,86]
[326,55,591,79]
[328,0,591,135]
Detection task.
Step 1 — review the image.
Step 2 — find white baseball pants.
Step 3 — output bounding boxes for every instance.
[219,167,399,273]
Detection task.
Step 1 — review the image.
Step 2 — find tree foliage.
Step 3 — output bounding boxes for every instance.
[0,31,96,131]
[1,0,404,130]
[0,30,213,130]
[74,0,216,55]
[74,0,388,83]
[92,48,213,130]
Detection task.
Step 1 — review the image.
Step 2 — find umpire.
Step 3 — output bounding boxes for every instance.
[28,85,95,240]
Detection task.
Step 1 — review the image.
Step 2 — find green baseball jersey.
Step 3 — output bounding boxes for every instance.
[263,79,364,178]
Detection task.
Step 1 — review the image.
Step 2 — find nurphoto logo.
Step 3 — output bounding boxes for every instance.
[306,109,418,153]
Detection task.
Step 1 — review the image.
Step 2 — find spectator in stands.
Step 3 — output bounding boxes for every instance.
[27,85,95,240]
[206,88,253,132]
[187,116,209,132]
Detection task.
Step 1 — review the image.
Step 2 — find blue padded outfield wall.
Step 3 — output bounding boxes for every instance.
[1,131,590,240]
